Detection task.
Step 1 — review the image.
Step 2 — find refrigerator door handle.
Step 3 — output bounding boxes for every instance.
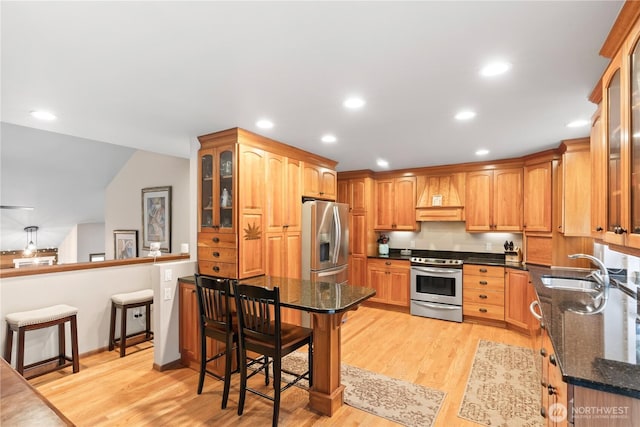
[316,264,348,277]
[333,205,341,265]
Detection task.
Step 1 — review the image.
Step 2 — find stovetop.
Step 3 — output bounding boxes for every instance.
[410,256,463,267]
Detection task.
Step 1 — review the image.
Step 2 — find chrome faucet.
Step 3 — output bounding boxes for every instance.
[568,253,610,289]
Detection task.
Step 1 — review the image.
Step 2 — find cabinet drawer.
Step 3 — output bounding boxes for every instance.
[198,261,237,278]
[463,289,504,307]
[463,302,505,321]
[463,275,504,292]
[198,247,237,263]
[367,258,410,270]
[463,265,504,278]
[198,232,236,248]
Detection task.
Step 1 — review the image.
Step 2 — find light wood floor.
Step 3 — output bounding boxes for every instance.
[31,305,534,426]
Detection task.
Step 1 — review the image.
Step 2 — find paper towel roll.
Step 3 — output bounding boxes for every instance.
[180,243,189,254]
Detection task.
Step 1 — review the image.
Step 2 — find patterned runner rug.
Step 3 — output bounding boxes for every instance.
[458,340,542,427]
[281,352,446,427]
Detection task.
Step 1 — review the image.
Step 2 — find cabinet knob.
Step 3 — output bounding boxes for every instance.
[614,226,628,235]
[212,251,220,258]
[541,407,547,418]
[547,384,556,395]
[540,348,547,357]
[385,261,392,266]
[213,237,220,243]
[549,354,557,366]
[595,226,603,232]
[479,294,488,299]
[479,281,488,285]
[479,268,488,273]
[213,266,220,272]
[479,308,488,313]
[319,192,324,195]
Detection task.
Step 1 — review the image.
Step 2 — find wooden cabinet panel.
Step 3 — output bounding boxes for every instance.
[285,232,301,279]
[462,264,504,278]
[265,152,286,233]
[416,173,465,208]
[462,275,505,292]
[179,281,199,367]
[350,214,367,256]
[560,141,591,236]
[463,289,504,306]
[197,246,236,263]
[463,265,505,322]
[349,255,367,286]
[591,108,606,239]
[466,168,522,232]
[505,269,532,331]
[320,169,337,200]
[238,144,265,212]
[524,162,552,232]
[285,158,302,231]
[303,164,336,200]
[463,303,505,321]
[374,177,417,230]
[366,259,410,306]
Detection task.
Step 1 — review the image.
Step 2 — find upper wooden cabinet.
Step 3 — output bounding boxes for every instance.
[591,106,606,240]
[465,168,523,232]
[558,139,591,237]
[523,161,552,232]
[374,176,418,231]
[415,173,465,221]
[303,163,337,200]
[199,144,235,234]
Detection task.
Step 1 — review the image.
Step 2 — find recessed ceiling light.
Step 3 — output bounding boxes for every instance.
[343,97,366,109]
[476,149,490,156]
[480,61,512,77]
[321,134,337,143]
[256,119,274,129]
[30,110,57,121]
[566,119,589,128]
[377,159,389,168]
[455,110,476,121]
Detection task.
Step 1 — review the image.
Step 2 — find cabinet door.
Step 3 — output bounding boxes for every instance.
[265,153,286,233]
[199,148,216,232]
[562,146,591,236]
[349,255,367,286]
[320,169,337,200]
[628,35,640,248]
[303,163,333,198]
[285,231,302,279]
[217,145,235,233]
[505,269,531,331]
[337,180,349,205]
[239,212,264,278]
[591,108,607,239]
[374,179,395,229]
[285,158,302,232]
[179,282,199,366]
[387,269,410,306]
[524,162,552,232]
[393,176,417,230]
[238,144,265,213]
[351,214,367,257]
[366,267,388,303]
[265,232,285,277]
[493,168,523,231]
[350,178,367,213]
[466,171,493,231]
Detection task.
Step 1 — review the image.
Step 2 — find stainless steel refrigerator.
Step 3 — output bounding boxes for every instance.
[301,200,349,284]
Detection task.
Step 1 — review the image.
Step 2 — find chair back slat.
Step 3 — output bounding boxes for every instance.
[195,274,232,333]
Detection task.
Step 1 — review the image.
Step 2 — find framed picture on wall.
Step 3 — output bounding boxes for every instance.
[141,186,172,253]
[114,230,138,259]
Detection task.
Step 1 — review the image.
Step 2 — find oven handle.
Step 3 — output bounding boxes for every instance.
[412,301,460,310]
[412,266,461,275]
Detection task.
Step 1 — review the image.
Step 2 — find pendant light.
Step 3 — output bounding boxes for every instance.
[23,226,38,257]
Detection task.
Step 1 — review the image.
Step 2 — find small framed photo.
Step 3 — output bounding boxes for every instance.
[142,186,172,253]
[114,230,138,260]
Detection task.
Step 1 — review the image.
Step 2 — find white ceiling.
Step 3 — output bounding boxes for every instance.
[0,1,625,251]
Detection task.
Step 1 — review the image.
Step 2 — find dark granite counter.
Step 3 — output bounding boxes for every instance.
[179,275,376,314]
[528,265,640,399]
[368,249,526,270]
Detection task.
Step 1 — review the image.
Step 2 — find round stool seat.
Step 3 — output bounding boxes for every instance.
[6,304,78,328]
[111,289,153,305]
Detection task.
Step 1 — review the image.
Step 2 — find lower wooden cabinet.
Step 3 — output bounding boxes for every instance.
[178,279,227,374]
[505,268,534,332]
[366,258,410,306]
[462,265,505,323]
[540,325,568,427]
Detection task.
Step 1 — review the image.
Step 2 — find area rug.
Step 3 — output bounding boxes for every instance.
[458,340,542,427]
[280,352,446,427]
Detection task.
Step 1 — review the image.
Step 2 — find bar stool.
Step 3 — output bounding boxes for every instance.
[4,304,79,379]
[108,289,154,357]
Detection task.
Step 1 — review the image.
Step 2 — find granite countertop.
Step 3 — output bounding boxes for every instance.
[527,265,640,399]
[368,249,526,270]
[180,275,376,314]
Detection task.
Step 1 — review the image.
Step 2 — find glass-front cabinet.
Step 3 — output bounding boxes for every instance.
[199,145,234,234]
[605,66,624,245]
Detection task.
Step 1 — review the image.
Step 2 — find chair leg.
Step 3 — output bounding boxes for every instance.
[272,357,282,427]
[119,305,127,357]
[108,302,116,351]
[57,322,66,367]
[221,335,233,409]
[4,324,13,363]
[237,346,247,416]
[197,332,206,395]
[145,302,152,340]
[70,315,79,373]
[16,327,25,376]
[264,356,270,385]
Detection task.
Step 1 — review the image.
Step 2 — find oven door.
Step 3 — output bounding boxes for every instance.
[411,266,462,306]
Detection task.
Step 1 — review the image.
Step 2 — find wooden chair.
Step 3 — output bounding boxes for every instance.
[194,274,239,408]
[233,283,313,427]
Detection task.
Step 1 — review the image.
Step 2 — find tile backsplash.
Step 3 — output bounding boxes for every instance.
[386,221,523,254]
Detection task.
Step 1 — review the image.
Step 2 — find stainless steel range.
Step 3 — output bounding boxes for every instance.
[410,256,463,322]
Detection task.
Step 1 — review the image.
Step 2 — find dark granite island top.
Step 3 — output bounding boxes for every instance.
[527,265,640,399]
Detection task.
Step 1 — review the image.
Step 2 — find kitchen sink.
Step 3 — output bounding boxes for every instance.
[540,276,601,292]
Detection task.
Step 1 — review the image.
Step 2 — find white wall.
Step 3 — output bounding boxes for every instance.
[57,225,78,264]
[1,260,196,368]
[386,221,523,253]
[105,150,190,259]
[77,222,105,262]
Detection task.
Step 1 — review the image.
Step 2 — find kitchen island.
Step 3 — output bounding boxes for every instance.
[179,275,376,416]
